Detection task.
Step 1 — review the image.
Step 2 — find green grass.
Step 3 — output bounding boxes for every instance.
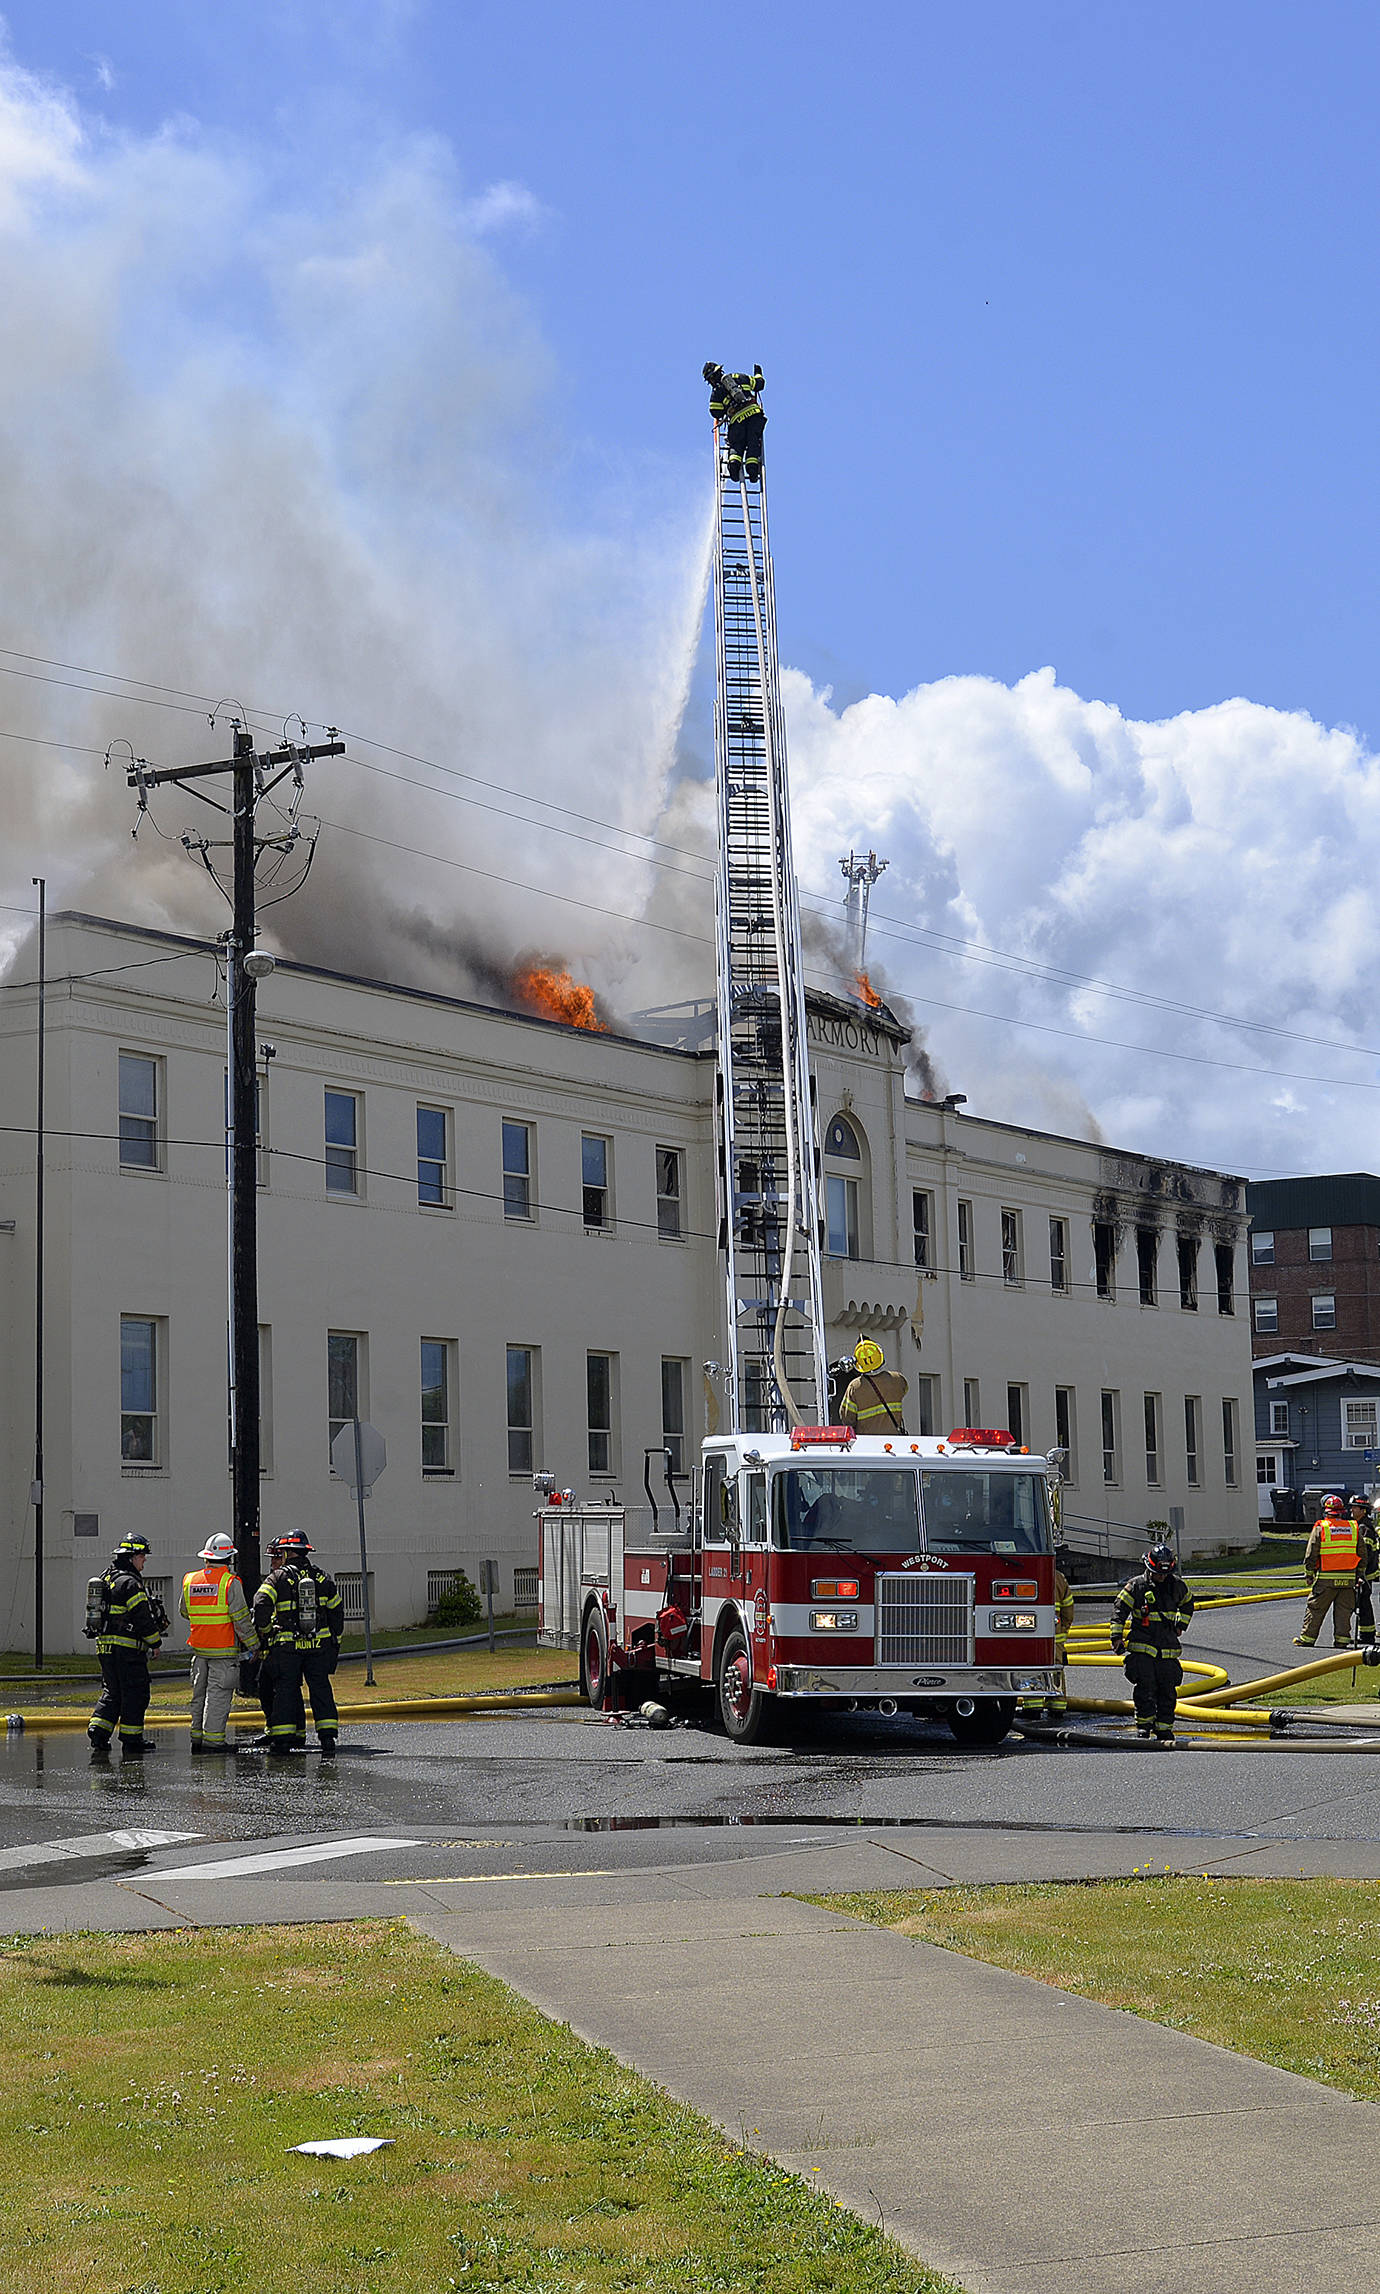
[810,1879,1380,2100]
[1183,1532,1309,1583]
[0,1921,959,2294]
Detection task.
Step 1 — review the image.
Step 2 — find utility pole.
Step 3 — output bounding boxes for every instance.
[126,725,343,1591]
[31,876,45,1672]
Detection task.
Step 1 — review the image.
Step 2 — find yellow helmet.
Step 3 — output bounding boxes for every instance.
[854,1339,884,1375]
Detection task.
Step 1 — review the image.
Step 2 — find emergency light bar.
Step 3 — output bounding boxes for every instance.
[947,1428,1017,1449]
[790,1424,856,1450]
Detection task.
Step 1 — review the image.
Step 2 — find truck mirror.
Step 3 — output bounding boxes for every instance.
[720,1480,741,1545]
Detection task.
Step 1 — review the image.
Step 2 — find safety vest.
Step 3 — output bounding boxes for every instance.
[1319,1519,1359,1573]
[182,1565,237,1651]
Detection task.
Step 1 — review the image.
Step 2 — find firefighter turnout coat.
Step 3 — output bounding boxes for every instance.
[839,1369,910,1434]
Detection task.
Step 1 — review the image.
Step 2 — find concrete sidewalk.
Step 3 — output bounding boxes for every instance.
[409,1866,1380,2294]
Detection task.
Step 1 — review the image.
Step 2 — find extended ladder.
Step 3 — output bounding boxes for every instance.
[711,426,828,1431]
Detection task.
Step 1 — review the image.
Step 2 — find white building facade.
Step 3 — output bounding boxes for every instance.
[0,915,1258,1649]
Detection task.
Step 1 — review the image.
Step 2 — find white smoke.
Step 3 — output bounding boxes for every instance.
[0,47,707,997]
[784,664,1380,1176]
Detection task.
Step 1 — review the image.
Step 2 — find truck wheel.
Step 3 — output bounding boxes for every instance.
[947,1697,1016,1747]
[581,1607,610,1709]
[716,1629,766,1745]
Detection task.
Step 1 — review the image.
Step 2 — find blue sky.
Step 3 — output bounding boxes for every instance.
[5,3,1380,1178]
[11,0,1380,735]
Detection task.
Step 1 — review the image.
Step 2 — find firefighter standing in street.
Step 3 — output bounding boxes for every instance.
[838,1339,909,1435]
[181,1533,259,1753]
[253,1532,342,1756]
[1110,1542,1195,1746]
[1021,1563,1075,1724]
[703,361,766,482]
[1294,1494,1359,1648]
[1352,1496,1379,1647]
[86,1535,166,1757]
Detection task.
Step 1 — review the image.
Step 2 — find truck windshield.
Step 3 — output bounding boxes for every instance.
[773,1467,921,1555]
[920,1469,1049,1554]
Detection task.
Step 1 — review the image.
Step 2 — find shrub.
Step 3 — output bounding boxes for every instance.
[430,1571,483,1630]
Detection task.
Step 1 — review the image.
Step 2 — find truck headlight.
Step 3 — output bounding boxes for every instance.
[809,1610,858,1632]
[989,1610,1039,1632]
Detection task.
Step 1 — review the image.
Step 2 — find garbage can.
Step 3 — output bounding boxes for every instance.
[1271,1487,1303,1526]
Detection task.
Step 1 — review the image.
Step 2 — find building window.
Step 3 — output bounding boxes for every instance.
[1258,1455,1278,1489]
[1269,1399,1289,1436]
[1215,1241,1235,1315]
[1001,1209,1022,1287]
[417,1105,450,1209]
[1252,1230,1275,1266]
[825,1113,861,1158]
[502,1120,533,1220]
[421,1338,452,1471]
[912,1190,932,1270]
[1144,1392,1162,1485]
[826,1172,860,1259]
[1222,1397,1239,1487]
[120,1316,159,1463]
[661,1357,688,1475]
[1004,1384,1022,1444]
[1342,1398,1380,1450]
[587,1351,616,1477]
[1094,1221,1116,1300]
[582,1134,611,1229]
[963,1377,981,1426]
[1185,1395,1202,1488]
[1055,1386,1077,1485]
[1255,1295,1278,1334]
[507,1345,536,1473]
[1312,1293,1336,1332]
[958,1200,975,1282]
[325,1090,360,1196]
[118,1052,160,1170]
[656,1146,684,1240]
[1178,1233,1199,1311]
[1049,1216,1069,1294]
[327,1331,363,1460]
[1136,1228,1158,1307]
[1309,1226,1333,1262]
[912,1373,937,1438]
[1101,1390,1120,1486]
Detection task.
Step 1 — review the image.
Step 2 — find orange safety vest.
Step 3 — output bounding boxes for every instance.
[1319,1520,1360,1574]
[182,1564,238,1650]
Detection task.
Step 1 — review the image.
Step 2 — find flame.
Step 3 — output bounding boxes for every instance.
[515,964,608,1032]
[854,971,882,1010]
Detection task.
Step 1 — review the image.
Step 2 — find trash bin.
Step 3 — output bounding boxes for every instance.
[1270,1487,1302,1525]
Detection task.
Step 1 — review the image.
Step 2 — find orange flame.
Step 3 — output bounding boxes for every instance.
[855,971,882,1010]
[515,964,608,1032]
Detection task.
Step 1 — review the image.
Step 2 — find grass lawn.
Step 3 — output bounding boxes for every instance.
[0,1921,959,2294]
[810,1878,1380,2101]
[3,1644,578,1714]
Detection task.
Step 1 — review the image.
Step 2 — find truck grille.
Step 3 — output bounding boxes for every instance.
[876,1573,973,1666]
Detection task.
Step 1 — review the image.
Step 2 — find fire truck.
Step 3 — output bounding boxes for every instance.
[537,373,1061,1743]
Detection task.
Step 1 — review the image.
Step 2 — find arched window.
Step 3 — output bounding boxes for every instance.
[824,1112,864,1259]
[825,1113,861,1160]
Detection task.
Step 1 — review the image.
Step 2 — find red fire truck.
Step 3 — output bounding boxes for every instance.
[538,1425,1060,1745]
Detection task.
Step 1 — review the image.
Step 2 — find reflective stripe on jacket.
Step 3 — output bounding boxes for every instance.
[839,1370,909,1432]
[1319,1520,1359,1574]
[296,1565,345,1653]
[181,1564,254,1652]
[96,1565,159,1655]
[1113,1571,1194,1656]
[1055,1570,1074,1651]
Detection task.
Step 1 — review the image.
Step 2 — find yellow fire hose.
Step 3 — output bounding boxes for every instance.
[0,1690,584,1735]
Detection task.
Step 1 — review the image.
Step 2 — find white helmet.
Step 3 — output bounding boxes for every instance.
[199,1533,235,1564]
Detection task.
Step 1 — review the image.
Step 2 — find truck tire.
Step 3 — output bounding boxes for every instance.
[947,1697,1016,1747]
[580,1605,610,1710]
[716,1628,767,1745]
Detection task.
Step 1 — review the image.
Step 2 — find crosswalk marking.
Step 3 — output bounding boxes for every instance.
[149,1835,420,1880]
[0,1827,201,1875]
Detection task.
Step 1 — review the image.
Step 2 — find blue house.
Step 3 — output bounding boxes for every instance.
[1253,1352,1380,1520]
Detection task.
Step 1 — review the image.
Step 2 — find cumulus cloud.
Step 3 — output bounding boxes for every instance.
[783,664,1380,1176]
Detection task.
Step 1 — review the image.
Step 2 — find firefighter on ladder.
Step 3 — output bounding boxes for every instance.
[703,361,766,482]
[838,1339,909,1435]
[1295,1495,1359,1648]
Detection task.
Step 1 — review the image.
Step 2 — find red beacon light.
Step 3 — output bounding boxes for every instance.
[790,1424,856,1450]
[947,1427,1017,1450]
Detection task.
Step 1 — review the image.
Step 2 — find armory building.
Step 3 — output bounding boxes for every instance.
[0,913,1259,1648]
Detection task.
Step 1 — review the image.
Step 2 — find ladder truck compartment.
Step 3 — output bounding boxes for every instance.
[536,379,1059,1745]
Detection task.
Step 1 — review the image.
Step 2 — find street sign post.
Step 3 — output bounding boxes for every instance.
[331,1417,386,1685]
[481,1557,498,1653]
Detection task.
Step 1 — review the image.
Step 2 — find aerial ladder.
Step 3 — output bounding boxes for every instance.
[710,385,828,1432]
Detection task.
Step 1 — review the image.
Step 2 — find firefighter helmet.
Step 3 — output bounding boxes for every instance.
[853,1339,885,1375]
[1322,1495,1348,1519]
[1145,1541,1176,1575]
[702,361,722,382]
[114,1535,151,1558]
[198,1533,235,1564]
[272,1529,313,1555]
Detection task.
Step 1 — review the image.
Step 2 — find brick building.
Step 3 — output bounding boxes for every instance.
[1246,1174,1380,1362]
